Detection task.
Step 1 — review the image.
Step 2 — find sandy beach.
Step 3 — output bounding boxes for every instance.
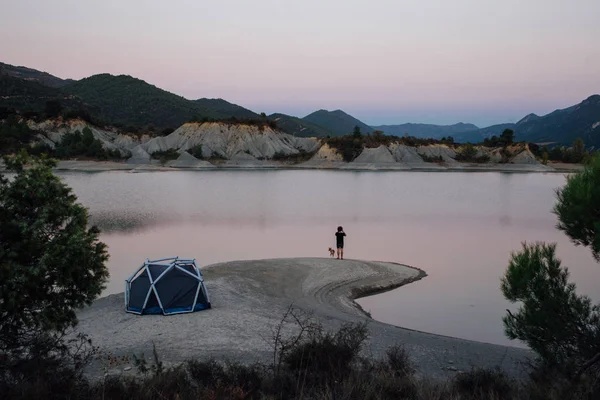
[76,258,531,380]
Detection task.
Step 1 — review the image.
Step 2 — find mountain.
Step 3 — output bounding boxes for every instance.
[371,122,479,139]
[0,74,85,114]
[0,62,73,88]
[513,95,600,147]
[268,113,334,137]
[194,98,257,120]
[1,62,258,129]
[452,123,517,143]
[302,109,373,136]
[62,74,258,129]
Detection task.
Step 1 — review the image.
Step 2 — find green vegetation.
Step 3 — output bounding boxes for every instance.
[325,131,460,162]
[187,144,204,159]
[530,138,595,164]
[61,74,258,130]
[2,304,595,399]
[482,129,515,147]
[0,116,33,155]
[420,154,444,163]
[554,155,600,261]
[302,109,373,137]
[268,113,335,138]
[50,127,125,160]
[151,149,180,165]
[270,149,316,163]
[454,143,490,163]
[0,153,109,396]
[501,154,600,396]
[188,115,278,130]
[326,135,364,162]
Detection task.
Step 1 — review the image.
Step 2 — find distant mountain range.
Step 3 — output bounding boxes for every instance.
[1,61,598,147]
[302,109,373,136]
[371,122,479,138]
[268,113,334,138]
[0,62,74,88]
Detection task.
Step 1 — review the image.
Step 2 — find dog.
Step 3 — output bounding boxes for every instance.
[328,247,335,257]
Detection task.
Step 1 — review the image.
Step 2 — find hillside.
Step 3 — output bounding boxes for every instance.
[371,122,479,139]
[450,96,600,147]
[269,113,334,137]
[194,98,257,120]
[0,62,73,88]
[514,95,600,147]
[62,74,259,129]
[0,74,85,114]
[303,109,373,136]
[0,62,260,130]
[452,123,517,143]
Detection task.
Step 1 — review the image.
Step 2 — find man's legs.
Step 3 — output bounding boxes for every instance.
[340,248,344,260]
[337,247,341,259]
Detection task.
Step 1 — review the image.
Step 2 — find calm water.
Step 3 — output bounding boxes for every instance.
[59,170,599,347]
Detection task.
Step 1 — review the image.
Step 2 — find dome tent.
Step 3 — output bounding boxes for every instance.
[125,257,211,315]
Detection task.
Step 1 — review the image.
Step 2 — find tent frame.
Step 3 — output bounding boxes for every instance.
[124,256,210,315]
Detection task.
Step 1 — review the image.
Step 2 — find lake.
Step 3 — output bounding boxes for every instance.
[59,169,599,347]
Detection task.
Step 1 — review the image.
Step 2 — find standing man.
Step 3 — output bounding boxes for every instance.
[335,226,346,260]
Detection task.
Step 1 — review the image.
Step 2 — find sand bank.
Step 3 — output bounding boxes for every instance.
[76,258,530,379]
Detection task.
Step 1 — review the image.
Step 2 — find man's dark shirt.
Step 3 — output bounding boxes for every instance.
[335,231,346,248]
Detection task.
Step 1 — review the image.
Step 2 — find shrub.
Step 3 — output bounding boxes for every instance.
[385,345,415,377]
[283,322,368,379]
[452,368,515,399]
[187,144,204,159]
[420,154,443,163]
[150,149,180,163]
[270,149,315,163]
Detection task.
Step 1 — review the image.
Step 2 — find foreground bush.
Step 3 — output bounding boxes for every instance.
[4,313,599,399]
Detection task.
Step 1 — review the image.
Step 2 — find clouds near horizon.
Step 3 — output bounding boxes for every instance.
[1,0,598,126]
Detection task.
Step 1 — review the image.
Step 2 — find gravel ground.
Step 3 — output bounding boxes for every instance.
[76,258,532,379]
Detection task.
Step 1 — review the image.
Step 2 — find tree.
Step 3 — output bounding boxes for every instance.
[554,155,600,261]
[501,154,600,382]
[542,150,549,165]
[572,138,585,163]
[501,242,600,371]
[0,152,109,355]
[499,129,514,146]
[44,100,62,118]
[352,125,362,139]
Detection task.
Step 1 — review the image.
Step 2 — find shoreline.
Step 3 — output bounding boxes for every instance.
[0,159,579,173]
[76,258,531,380]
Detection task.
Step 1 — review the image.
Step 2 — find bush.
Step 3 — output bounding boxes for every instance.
[326,136,364,162]
[270,149,315,163]
[283,322,368,380]
[50,127,124,160]
[150,149,180,164]
[420,154,443,163]
[385,345,415,377]
[0,154,108,398]
[187,144,204,159]
[0,116,34,155]
[452,368,516,399]
[455,143,491,163]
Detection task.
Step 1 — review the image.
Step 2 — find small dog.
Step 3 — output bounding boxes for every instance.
[328,247,335,257]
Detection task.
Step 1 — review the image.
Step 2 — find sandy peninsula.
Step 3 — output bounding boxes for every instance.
[76,258,531,379]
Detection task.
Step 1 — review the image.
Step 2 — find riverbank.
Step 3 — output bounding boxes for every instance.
[0,159,580,173]
[76,258,531,380]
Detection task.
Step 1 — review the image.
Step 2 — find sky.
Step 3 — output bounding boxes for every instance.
[1,0,599,127]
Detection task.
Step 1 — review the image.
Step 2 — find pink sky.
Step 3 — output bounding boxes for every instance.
[1,0,599,126]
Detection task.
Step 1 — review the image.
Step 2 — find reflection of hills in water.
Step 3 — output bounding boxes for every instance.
[88,209,549,235]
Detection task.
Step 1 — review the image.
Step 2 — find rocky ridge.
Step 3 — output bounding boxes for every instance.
[23,118,553,171]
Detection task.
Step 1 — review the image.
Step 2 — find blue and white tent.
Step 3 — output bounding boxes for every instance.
[125,257,211,315]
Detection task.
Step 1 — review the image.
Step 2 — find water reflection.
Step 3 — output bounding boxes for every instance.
[58,170,599,347]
